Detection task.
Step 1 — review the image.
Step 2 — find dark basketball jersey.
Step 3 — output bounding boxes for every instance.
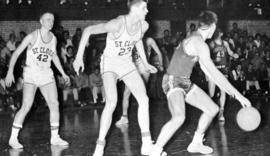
[167,42,198,78]
[211,41,228,67]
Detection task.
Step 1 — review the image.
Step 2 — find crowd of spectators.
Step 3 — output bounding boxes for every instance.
[1,22,270,113]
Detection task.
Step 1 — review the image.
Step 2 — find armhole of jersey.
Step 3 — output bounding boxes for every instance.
[28,29,39,50]
[109,16,125,40]
[139,20,143,39]
[182,36,200,57]
[52,36,57,56]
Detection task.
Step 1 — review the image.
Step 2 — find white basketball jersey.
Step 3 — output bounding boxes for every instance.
[25,29,56,70]
[103,16,142,61]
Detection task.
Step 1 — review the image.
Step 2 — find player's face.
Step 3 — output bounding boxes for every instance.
[135,2,148,20]
[208,23,216,39]
[41,14,54,30]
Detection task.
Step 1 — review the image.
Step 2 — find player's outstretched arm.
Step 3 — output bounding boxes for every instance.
[5,32,33,87]
[73,17,122,75]
[75,17,122,59]
[197,40,251,107]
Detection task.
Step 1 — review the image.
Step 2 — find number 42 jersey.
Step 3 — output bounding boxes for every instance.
[25,29,56,70]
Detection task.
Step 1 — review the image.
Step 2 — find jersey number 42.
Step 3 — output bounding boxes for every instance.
[36,54,48,62]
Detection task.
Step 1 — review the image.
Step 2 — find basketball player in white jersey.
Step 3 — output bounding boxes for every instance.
[115,37,163,126]
[149,11,251,156]
[73,1,156,155]
[5,12,70,149]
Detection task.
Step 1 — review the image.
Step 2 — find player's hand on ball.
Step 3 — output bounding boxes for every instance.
[145,64,158,73]
[238,95,251,108]
[73,58,84,75]
[5,73,14,87]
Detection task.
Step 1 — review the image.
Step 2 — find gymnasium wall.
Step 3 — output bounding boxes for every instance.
[186,20,270,36]
[0,20,171,40]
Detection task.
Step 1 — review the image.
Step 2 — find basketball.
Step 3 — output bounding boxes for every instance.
[236,107,261,132]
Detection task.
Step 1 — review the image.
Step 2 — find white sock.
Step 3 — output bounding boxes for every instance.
[51,123,59,138]
[10,123,22,139]
[192,131,204,144]
[142,132,152,144]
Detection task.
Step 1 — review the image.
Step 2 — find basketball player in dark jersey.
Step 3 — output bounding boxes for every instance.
[208,28,239,121]
[73,1,157,155]
[5,12,70,149]
[149,11,251,156]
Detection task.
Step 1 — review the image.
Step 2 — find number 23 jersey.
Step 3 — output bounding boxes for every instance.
[25,29,56,70]
[102,16,142,62]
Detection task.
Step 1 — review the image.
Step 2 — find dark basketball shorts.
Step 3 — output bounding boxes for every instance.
[162,74,195,97]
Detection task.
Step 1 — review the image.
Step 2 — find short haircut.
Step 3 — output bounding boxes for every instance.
[39,12,53,20]
[127,0,147,10]
[198,10,218,28]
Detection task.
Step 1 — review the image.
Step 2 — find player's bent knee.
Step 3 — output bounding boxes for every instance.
[172,114,186,126]
[208,104,219,117]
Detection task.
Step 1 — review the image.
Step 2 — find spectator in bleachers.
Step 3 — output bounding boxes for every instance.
[245,63,261,92]
[243,47,252,60]
[258,63,269,92]
[246,35,254,50]
[72,27,82,52]
[54,25,64,45]
[161,29,175,60]
[230,64,246,94]
[61,45,73,64]
[89,67,105,104]
[264,51,270,90]
[223,32,235,50]
[63,30,72,48]
[0,41,11,65]
[254,33,262,48]
[251,51,264,70]
[6,33,16,52]
[241,30,249,41]
[230,22,242,34]
[161,29,171,46]
[235,36,246,50]
[16,31,27,47]
[235,46,243,58]
[174,31,184,45]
